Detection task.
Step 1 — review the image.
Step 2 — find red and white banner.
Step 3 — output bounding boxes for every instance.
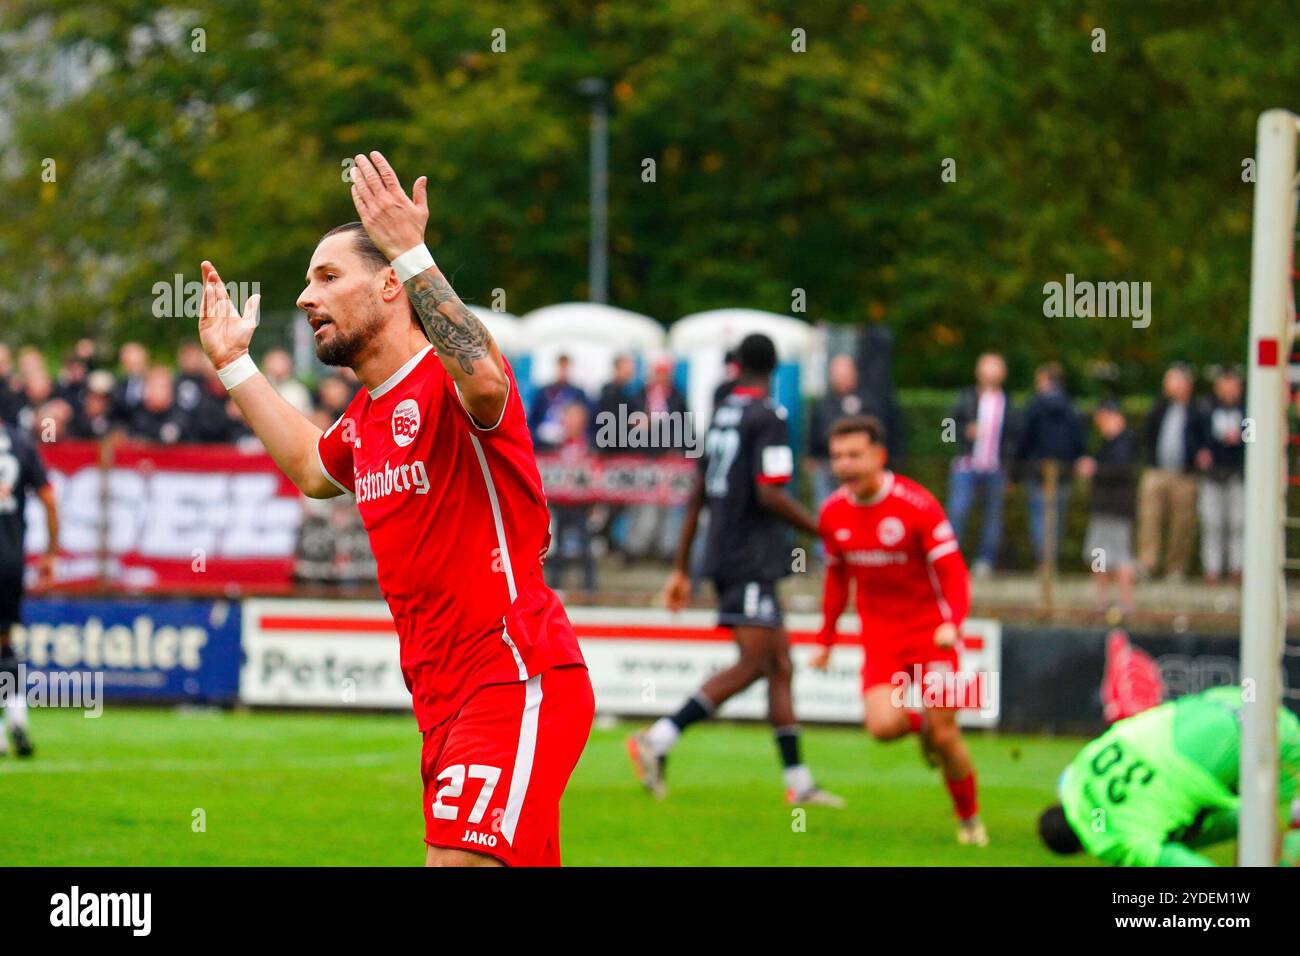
[28,441,303,592]
[238,599,1001,726]
[535,453,697,506]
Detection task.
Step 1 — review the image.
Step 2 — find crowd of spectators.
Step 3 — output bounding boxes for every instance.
[861,352,1249,610]
[529,352,693,595]
[0,340,360,453]
[1,338,1256,605]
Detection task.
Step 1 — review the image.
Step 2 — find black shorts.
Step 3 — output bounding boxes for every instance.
[714,577,783,630]
[0,572,22,630]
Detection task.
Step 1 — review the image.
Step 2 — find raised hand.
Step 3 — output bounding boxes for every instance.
[349,151,429,261]
[198,260,260,370]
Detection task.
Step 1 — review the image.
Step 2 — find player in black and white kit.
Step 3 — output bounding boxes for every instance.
[0,421,59,757]
[628,333,843,806]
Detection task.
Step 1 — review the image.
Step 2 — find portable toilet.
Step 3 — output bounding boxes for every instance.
[517,302,667,405]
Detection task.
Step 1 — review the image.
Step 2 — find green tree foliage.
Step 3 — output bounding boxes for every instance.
[0,0,1294,390]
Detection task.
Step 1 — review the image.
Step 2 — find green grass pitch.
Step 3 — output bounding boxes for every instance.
[0,707,1235,866]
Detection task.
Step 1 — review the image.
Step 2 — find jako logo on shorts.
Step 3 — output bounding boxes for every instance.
[392,398,421,447]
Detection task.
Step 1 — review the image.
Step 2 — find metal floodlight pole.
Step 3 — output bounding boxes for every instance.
[578,77,610,304]
[1239,108,1299,867]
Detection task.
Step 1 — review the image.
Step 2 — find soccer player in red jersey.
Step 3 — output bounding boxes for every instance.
[197,151,592,867]
[810,415,987,846]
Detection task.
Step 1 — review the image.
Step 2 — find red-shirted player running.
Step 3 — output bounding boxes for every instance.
[810,415,988,846]
[197,151,593,867]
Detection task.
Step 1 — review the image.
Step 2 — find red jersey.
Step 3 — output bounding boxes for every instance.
[317,345,585,730]
[818,471,970,650]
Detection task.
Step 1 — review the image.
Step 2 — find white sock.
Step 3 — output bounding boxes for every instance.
[645,717,680,756]
[783,764,814,794]
[4,695,28,733]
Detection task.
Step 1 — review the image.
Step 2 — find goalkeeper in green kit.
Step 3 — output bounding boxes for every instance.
[1038,686,1300,866]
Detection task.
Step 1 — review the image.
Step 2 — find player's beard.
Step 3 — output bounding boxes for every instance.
[314,304,385,369]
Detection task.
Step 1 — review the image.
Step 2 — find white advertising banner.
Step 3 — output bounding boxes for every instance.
[240,598,411,709]
[239,600,1000,727]
[572,607,1001,728]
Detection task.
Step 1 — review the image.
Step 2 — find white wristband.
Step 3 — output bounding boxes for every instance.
[217,353,259,391]
[391,243,434,282]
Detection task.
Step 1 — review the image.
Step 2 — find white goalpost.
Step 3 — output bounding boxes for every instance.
[1240,108,1299,867]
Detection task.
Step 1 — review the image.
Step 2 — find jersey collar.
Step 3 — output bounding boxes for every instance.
[849,470,894,506]
[368,344,434,399]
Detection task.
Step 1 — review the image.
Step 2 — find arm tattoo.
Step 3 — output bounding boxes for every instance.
[403,270,490,375]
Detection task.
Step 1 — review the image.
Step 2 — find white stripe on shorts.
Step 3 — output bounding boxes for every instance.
[500,673,543,846]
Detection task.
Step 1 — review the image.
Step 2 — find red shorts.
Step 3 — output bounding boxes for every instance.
[861,641,961,699]
[421,664,594,867]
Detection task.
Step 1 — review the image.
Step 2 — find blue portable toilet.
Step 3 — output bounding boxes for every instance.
[517,302,666,409]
